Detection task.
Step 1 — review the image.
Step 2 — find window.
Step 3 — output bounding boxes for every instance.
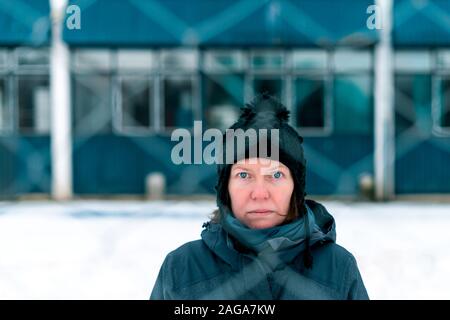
[73,74,112,134]
[438,78,450,128]
[0,50,7,69]
[163,76,194,129]
[333,50,373,135]
[395,51,431,73]
[294,77,326,128]
[72,50,112,134]
[333,50,372,72]
[119,76,153,130]
[161,49,198,71]
[252,77,284,101]
[394,75,432,135]
[334,75,373,134]
[292,50,328,132]
[117,50,157,71]
[203,74,243,131]
[0,78,7,132]
[18,75,50,134]
[292,50,327,70]
[204,51,245,72]
[16,48,49,68]
[251,51,285,70]
[73,50,112,71]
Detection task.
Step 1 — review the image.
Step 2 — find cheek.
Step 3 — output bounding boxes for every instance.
[275,183,294,209]
[228,181,250,215]
[229,184,248,206]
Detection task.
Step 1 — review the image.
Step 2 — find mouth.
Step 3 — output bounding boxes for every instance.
[247,209,274,215]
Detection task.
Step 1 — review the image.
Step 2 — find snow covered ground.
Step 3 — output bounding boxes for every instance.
[0,199,449,300]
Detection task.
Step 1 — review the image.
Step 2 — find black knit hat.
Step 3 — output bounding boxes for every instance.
[214,93,313,269]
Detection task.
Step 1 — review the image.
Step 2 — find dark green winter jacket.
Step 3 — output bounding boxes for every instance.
[150,199,369,300]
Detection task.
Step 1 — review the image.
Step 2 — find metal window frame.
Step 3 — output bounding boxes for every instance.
[394,50,432,73]
[71,71,114,136]
[291,49,328,71]
[291,73,333,137]
[71,48,115,136]
[160,48,199,72]
[432,50,450,136]
[332,71,375,136]
[12,47,50,136]
[331,49,374,136]
[159,72,200,135]
[332,49,373,73]
[249,49,288,72]
[0,49,8,72]
[203,49,247,73]
[247,73,288,106]
[117,49,158,72]
[113,74,157,135]
[289,48,332,137]
[200,72,246,130]
[0,76,12,134]
[72,48,113,73]
[14,47,50,71]
[432,75,450,136]
[14,73,51,135]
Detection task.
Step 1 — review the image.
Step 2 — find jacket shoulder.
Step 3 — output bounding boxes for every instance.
[162,239,226,290]
[299,242,359,293]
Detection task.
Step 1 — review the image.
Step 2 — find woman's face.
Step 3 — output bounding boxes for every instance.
[228,157,294,229]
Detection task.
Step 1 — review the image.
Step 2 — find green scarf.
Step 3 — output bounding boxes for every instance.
[220,203,325,270]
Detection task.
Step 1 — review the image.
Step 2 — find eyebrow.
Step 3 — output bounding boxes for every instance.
[231,165,254,173]
[231,164,288,172]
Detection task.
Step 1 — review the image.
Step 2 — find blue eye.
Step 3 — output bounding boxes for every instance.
[238,172,248,179]
[272,171,283,179]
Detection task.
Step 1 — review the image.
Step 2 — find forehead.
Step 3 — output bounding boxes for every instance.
[232,158,288,171]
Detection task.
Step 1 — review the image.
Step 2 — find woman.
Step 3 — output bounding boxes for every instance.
[150,94,369,300]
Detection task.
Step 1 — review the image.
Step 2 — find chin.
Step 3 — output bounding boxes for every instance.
[247,219,280,229]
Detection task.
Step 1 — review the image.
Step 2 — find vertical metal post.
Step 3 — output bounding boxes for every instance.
[50,0,73,200]
[375,0,395,201]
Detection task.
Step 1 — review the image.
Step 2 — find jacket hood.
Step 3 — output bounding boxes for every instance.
[201,199,336,271]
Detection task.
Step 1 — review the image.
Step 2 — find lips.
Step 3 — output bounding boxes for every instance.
[247,209,274,214]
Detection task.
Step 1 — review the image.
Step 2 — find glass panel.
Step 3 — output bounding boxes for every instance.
[292,50,327,70]
[0,50,7,68]
[18,76,50,134]
[439,78,450,128]
[437,50,450,69]
[252,77,283,101]
[203,74,243,131]
[294,77,325,128]
[204,51,245,72]
[394,75,432,135]
[334,50,371,72]
[117,50,156,71]
[17,48,49,67]
[162,50,198,71]
[74,50,112,71]
[334,75,373,134]
[73,75,112,133]
[0,78,7,131]
[164,77,194,128]
[395,51,431,72]
[120,77,152,129]
[251,52,284,70]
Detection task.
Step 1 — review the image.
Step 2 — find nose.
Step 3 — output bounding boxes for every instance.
[250,181,270,200]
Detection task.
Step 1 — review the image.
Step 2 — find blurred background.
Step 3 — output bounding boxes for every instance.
[0,0,450,299]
